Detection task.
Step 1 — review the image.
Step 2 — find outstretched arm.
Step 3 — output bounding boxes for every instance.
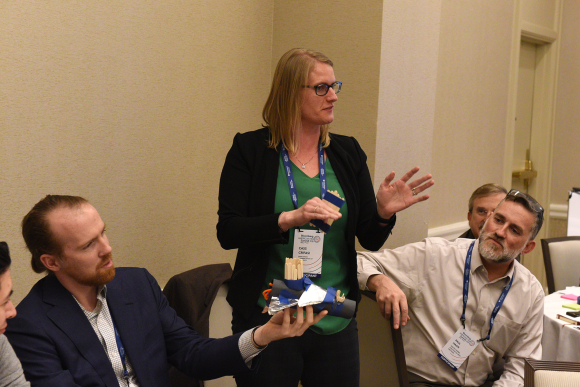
[252,306,327,346]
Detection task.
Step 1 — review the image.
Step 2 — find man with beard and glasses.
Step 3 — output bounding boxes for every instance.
[357,190,544,387]
[6,195,326,387]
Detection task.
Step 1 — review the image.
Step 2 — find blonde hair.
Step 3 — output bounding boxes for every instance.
[468,183,507,212]
[262,48,333,154]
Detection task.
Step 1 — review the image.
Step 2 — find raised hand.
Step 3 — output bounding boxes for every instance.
[376,167,434,220]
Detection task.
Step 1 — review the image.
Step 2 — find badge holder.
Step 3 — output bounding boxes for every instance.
[437,241,515,371]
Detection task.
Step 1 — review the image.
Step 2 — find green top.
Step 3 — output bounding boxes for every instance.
[258,154,350,335]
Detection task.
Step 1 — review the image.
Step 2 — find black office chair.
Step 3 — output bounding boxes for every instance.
[163,263,233,387]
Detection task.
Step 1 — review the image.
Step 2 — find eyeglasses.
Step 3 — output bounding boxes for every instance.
[506,189,544,215]
[302,82,342,96]
[474,208,493,217]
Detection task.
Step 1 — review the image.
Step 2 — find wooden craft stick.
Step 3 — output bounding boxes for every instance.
[324,190,342,227]
[310,190,345,233]
[285,258,304,280]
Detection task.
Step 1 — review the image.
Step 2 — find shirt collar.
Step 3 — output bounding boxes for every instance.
[74,285,108,315]
[98,285,107,299]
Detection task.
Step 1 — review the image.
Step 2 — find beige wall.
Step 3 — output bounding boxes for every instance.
[375,0,441,247]
[430,0,515,229]
[551,0,580,206]
[272,0,384,180]
[2,0,579,305]
[1,1,274,303]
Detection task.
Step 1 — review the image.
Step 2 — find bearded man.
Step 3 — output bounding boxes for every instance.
[7,195,325,387]
[357,190,544,387]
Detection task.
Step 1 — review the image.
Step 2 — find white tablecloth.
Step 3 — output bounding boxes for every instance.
[542,291,580,362]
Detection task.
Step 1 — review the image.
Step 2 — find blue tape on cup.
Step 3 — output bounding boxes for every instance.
[323,191,345,208]
[323,287,337,304]
[330,302,344,316]
[310,219,331,233]
[279,289,298,305]
[285,277,305,291]
[577,296,580,305]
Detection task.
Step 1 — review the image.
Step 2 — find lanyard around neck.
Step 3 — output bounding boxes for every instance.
[113,322,130,385]
[280,143,326,210]
[461,241,515,342]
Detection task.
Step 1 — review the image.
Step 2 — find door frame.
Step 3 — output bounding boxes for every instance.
[503,0,563,284]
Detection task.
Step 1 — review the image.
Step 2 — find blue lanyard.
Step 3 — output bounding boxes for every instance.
[113,323,130,386]
[280,143,326,210]
[461,241,515,342]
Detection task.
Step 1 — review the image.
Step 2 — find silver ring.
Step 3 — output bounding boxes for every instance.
[412,187,417,196]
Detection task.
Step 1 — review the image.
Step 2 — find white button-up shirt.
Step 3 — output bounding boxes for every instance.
[357,237,544,387]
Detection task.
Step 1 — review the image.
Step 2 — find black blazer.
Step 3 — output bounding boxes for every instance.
[217,128,395,322]
[6,268,251,387]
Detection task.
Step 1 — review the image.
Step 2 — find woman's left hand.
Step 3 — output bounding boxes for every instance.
[375,166,434,220]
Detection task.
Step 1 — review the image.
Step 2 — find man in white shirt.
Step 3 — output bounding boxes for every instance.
[358,190,544,387]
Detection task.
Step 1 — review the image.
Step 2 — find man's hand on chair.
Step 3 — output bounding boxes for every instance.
[367,274,409,329]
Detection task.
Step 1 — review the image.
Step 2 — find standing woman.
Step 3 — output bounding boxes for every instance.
[217,48,433,387]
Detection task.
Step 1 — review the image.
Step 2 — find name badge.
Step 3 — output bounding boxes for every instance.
[292,229,324,278]
[437,327,480,371]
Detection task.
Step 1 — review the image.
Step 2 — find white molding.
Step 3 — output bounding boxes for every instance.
[428,221,469,241]
[428,204,567,239]
[521,21,558,44]
[550,203,568,220]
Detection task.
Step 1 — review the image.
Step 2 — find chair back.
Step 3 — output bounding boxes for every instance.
[524,358,580,387]
[541,236,580,294]
[163,263,233,387]
[205,282,236,387]
[358,291,409,387]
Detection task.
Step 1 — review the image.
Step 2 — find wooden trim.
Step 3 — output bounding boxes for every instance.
[541,236,580,294]
[524,358,580,387]
[361,291,410,387]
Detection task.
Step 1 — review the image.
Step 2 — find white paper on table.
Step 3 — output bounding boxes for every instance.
[565,286,580,296]
[568,190,580,236]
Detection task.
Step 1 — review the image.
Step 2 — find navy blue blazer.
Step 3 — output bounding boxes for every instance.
[6,268,252,387]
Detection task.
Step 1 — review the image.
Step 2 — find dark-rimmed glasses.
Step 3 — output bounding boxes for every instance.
[302,82,342,96]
